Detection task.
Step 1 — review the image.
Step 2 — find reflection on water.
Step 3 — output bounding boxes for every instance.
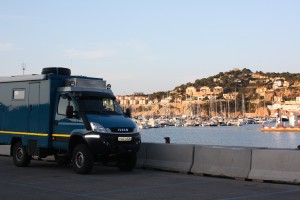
[140,124,300,149]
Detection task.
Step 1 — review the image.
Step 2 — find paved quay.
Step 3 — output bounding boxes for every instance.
[0,156,299,200]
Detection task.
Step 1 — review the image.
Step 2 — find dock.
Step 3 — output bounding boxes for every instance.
[0,155,300,200]
[261,126,300,132]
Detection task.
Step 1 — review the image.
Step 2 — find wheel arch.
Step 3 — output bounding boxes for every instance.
[68,133,87,157]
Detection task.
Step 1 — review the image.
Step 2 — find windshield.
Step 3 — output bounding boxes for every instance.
[76,95,124,115]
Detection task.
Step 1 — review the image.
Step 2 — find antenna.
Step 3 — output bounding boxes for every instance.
[21,63,26,75]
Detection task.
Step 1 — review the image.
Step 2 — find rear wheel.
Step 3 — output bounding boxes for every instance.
[12,142,31,167]
[72,144,94,174]
[117,153,137,171]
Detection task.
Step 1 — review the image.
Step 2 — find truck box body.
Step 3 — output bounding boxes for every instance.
[0,68,140,174]
[0,75,53,148]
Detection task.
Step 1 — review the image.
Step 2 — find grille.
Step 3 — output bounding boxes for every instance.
[110,128,133,133]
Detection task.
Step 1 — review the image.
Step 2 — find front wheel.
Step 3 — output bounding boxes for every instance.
[117,153,137,171]
[71,144,94,174]
[12,142,31,167]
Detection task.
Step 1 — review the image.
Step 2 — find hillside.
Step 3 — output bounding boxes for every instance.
[137,68,300,118]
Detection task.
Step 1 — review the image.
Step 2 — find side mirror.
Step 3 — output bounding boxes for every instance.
[125,108,132,118]
[66,105,74,118]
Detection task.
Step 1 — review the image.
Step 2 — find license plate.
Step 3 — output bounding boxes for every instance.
[118,137,132,141]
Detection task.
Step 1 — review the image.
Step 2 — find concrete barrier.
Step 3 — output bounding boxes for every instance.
[191,145,252,179]
[144,143,194,173]
[136,143,147,168]
[0,145,10,156]
[248,149,300,183]
[3,139,300,184]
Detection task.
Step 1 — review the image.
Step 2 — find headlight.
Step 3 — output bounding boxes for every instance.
[84,134,100,139]
[90,122,107,133]
[133,124,140,133]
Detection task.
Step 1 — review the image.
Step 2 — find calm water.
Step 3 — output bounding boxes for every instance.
[140,123,300,149]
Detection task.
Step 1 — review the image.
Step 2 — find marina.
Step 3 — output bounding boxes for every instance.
[140,123,300,149]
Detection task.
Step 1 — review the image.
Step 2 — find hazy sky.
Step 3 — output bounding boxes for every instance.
[1,0,299,95]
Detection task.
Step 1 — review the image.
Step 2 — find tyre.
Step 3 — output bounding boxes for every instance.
[117,153,137,171]
[71,144,94,174]
[41,67,71,75]
[12,142,31,167]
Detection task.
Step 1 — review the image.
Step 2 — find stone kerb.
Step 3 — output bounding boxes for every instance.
[143,143,194,173]
[248,149,300,183]
[191,145,252,179]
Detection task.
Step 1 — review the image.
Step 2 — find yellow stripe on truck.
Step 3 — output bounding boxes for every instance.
[52,134,70,138]
[0,130,48,137]
[0,130,70,138]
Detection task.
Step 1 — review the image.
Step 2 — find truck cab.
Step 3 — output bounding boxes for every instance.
[0,67,141,174]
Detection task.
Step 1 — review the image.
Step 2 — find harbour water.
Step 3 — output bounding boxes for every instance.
[140,123,300,149]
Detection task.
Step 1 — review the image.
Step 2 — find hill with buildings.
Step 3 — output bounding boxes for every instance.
[117,68,300,118]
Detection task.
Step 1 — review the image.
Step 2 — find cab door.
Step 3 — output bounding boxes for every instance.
[52,94,84,149]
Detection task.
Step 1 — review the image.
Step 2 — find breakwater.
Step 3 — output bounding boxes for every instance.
[137,143,300,184]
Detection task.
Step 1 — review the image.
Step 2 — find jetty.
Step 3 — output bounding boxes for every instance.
[261,125,300,132]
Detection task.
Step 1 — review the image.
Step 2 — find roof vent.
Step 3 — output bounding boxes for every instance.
[41,67,71,76]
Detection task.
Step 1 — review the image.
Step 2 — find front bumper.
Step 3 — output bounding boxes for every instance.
[84,132,141,155]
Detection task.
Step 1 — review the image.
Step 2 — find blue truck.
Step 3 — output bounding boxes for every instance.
[0,67,141,174]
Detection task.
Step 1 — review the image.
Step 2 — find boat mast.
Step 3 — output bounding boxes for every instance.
[227,99,230,118]
[242,94,245,118]
[215,99,217,116]
[235,95,237,118]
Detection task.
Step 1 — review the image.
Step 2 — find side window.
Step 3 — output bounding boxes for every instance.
[13,89,25,100]
[57,95,75,116]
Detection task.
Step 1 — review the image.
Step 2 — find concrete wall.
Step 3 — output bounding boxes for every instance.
[248,149,300,183]
[142,143,194,173]
[136,143,147,168]
[136,143,300,184]
[191,145,251,179]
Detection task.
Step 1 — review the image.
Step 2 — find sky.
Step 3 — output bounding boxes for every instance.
[1,0,300,95]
